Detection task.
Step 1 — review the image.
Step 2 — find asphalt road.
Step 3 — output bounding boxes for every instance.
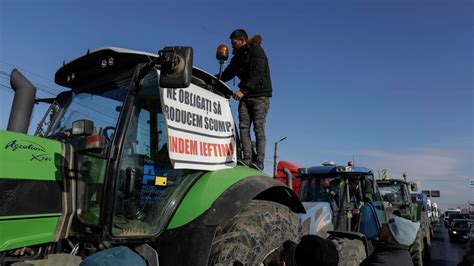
[431,224,468,266]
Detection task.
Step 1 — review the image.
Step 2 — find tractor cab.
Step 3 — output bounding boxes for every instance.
[376,178,417,220]
[298,162,386,235]
[44,47,235,240]
[1,46,236,250]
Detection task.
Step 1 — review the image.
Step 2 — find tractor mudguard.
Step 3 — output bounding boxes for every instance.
[156,172,304,266]
[203,175,305,226]
[167,166,304,229]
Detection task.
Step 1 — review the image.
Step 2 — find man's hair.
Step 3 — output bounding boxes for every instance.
[229,29,248,41]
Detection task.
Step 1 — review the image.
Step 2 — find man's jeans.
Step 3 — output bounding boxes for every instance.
[238,96,270,164]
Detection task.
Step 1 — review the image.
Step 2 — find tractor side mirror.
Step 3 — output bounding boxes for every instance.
[159,46,193,88]
[410,182,418,192]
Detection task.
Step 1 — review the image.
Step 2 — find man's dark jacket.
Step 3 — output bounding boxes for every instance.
[219,44,272,98]
[361,243,413,266]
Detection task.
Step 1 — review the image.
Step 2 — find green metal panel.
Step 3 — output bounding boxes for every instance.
[0,130,62,181]
[167,166,264,229]
[0,216,60,251]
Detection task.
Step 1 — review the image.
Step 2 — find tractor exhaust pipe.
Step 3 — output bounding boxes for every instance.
[7,69,36,133]
[283,167,293,189]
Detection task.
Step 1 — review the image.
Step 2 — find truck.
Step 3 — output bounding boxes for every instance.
[277,160,388,265]
[0,46,308,265]
[429,201,440,225]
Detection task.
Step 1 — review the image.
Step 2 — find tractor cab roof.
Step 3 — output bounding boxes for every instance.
[55,47,233,98]
[299,165,372,176]
[377,179,408,185]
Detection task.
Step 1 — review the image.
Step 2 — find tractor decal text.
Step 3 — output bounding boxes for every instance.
[31,153,52,162]
[4,139,52,162]
[4,139,46,152]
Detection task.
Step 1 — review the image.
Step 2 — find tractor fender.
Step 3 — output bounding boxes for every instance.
[167,166,305,230]
[203,175,305,226]
[156,174,304,266]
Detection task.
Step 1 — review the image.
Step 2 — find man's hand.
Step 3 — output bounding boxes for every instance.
[233,90,245,101]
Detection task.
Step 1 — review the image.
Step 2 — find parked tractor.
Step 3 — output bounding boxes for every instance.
[377,176,432,266]
[0,46,308,265]
[277,160,388,265]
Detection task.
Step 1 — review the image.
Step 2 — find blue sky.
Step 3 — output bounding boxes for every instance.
[0,0,472,210]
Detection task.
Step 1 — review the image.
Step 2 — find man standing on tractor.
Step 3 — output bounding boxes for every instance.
[217,28,272,170]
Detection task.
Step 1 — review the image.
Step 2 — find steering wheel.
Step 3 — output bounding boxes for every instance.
[102,126,116,143]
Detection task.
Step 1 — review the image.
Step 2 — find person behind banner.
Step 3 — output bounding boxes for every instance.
[217,29,272,170]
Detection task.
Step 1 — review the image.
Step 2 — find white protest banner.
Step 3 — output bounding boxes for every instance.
[160,80,236,171]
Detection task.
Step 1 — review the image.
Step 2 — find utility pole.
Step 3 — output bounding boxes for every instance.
[273,137,287,178]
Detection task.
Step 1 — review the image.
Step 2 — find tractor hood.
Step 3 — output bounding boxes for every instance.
[0,130,74,251]
[299,202,333,238]
[0,130,62,181]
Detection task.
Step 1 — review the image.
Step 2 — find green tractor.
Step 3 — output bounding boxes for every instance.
[377,174,431,266]
[0,46,307,265]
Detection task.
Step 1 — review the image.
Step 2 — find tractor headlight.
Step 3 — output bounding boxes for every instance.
[336,166,352,172]
[452,231,458,234]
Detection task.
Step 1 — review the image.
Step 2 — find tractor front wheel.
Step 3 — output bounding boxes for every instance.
[209,200,304,265]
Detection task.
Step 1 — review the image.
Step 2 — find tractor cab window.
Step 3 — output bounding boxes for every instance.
[48,84,128,142]
[112,70,192,237]
[300,175,344,211]
[378,183,404,206]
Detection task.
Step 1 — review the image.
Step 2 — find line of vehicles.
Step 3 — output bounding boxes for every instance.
[443,208,473,242]
[442,208,474,265]
[0,44,454,265]
[274,160,439,265]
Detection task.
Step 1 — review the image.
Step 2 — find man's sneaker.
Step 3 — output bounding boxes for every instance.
[255,161,264,171]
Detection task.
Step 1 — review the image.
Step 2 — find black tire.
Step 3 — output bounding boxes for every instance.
[410,228,424,266]
[209,200,304,265]
[330,237,367,266]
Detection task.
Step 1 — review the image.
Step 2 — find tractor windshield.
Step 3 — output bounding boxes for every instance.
[299,173,383,208]
[48,80,129,141]
[378,183,404,206]
[300,174,345,209]
[299,172,386,231]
